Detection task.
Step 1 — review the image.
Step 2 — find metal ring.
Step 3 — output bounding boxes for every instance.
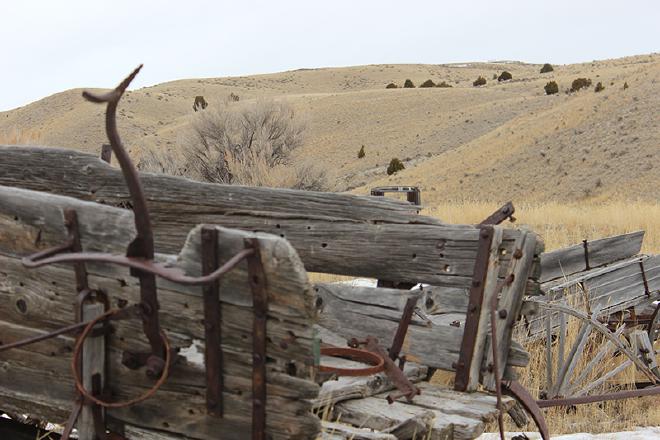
[71,308,171,408]
[319,346,385,376]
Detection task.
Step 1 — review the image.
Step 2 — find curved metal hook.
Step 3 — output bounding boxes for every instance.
[82,65,166,364]
[82,64,154,260]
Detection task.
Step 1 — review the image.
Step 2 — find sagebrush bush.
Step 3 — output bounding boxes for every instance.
[498,71,512,82]
[473,76,487,87]
[386,158,405,175]
[594,82,605,93]
[540,63,554,73]
[623,82,629,90]
[193,95,208,112]
[544,81,559,95]
[436,81,452,88]
[570,78,592,92]
[140,97,327,190]
[385,83,398,89]
[229,92,240,102]
[420,79,436,88]
[403,79,415,88]
[357,145,365,159]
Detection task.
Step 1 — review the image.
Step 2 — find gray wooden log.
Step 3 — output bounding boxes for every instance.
[483,230,537,390]
[540,231,645,283]
[80,303,106,440]
[0,149,530,287]
[0,188,321,439]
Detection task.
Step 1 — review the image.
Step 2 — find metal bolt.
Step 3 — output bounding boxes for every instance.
[499,309,508,319]
[513,249,523,259]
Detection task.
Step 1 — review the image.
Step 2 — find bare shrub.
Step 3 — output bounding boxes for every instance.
[139,98,327,190]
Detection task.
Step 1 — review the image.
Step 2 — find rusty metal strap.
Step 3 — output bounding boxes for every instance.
[245,238,268,440]
[454,226,494,391]
[639,261,651,296]
[479,202,515,226]
[582,239,591,271]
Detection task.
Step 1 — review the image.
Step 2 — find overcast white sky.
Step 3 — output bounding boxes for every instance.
[1,0,658,111]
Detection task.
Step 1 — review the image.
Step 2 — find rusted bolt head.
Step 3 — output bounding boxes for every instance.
[279,340,289,350]
[513,249,523,259]
[146,355,165,379]
[472,280,481,288]
[469,304,478,313]
[498,309,508,319]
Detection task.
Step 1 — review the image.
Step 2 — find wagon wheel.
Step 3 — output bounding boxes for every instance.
[530,299,659,400]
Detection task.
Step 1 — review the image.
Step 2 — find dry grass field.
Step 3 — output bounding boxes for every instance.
[1,53,658,436]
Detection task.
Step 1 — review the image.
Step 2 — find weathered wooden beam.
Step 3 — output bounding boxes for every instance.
[315,282,528,374]
[540,231,645,283]
[0,148,530,287]
[482,231,538,390]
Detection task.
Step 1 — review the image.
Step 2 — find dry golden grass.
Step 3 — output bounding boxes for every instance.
[0,127,43,145]
[423,201,660,434]
[424,201,660,253]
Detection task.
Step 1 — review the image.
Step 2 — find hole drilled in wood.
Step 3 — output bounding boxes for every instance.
[15,299,27,314]
[443,265,451,273]
[321,243,328,248]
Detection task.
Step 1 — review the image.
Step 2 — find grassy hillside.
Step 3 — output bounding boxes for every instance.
[1,54,658,203]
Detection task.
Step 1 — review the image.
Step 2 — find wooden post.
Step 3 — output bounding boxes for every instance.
[80,303,105,440]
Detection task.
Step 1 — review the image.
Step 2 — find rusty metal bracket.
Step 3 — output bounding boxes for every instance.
[454,226,494,391]
[363,337,420,403]
[245,238,268,440]
[479,201,515,226]
[319,346,385,376]
[639,261,651,296]
[388,296,418,369]
[202,226,223,417]
[503,380,550,440]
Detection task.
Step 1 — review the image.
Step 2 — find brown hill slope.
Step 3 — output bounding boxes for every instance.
[1,54,658,202]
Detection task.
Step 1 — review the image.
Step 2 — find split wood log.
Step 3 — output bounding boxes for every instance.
[314,282,529,374]
[0,187,320,439]
[333,383,514,440]
[540,231,645,283]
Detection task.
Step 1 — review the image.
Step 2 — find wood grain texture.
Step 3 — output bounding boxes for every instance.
[540,231,645,283]
[315,282,526,373]
[0,187,320,439]
[0,147,532,287]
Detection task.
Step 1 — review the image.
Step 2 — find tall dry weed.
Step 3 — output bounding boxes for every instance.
[0,127,43,145]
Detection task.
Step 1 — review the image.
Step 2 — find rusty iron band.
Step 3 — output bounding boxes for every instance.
[71,308,171,408]
[319,346,385,376]
[22,248,253,286]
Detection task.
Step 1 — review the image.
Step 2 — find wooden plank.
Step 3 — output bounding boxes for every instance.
[525,255,660,340]
[315,282,526,373]
[0,194,321,440]
[540,231,645,282]
[465,227,503,391]
[80,303,106,440]
[483,231,537,390]
[334,383,512,440]
[321,421,397,440]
